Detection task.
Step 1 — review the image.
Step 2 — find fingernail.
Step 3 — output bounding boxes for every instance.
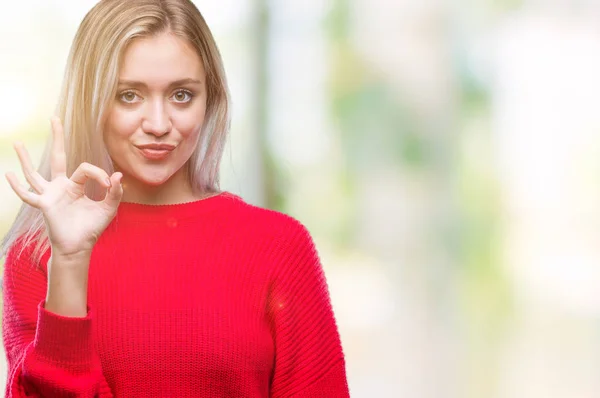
[105,178,111,187]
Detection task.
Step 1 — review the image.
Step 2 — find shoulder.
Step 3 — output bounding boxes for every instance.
[223,195,325,284]
[222,193,317,262]
[225,193,314,244]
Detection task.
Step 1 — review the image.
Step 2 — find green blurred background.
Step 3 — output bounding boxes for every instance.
[3,0,600,397]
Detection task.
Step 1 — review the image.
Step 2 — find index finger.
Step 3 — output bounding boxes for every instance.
[50,117,67,179]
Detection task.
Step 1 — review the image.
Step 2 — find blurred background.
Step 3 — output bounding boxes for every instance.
[3,0,600,397]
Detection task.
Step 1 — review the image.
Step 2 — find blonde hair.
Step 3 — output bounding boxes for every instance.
[1,0,231,264]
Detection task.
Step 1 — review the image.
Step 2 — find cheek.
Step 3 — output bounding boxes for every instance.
[172,107,206,141]
[103,108,141,171]
[105,107,140,140]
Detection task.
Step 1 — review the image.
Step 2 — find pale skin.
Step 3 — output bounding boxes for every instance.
[4,32,209,317]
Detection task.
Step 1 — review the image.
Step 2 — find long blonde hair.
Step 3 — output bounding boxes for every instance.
[1,0,231,264]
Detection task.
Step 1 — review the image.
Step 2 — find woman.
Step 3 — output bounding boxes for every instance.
[0,0,350,396]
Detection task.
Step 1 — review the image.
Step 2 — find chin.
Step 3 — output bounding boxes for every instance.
[131,170,173,187]
[141,176,172,187]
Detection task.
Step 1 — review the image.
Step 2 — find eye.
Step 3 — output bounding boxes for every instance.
[171,90,193,104]
[118,90,141,104]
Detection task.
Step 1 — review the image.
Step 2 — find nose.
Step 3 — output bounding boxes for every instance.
[141,99,172,136]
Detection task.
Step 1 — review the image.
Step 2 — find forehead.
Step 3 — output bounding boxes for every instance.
[119,33,205,84]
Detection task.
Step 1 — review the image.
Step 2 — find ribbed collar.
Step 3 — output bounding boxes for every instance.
[114,191,241,223]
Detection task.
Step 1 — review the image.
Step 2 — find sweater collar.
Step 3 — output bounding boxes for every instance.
[114,191,240,223]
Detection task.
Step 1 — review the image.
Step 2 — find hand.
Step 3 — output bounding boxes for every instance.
[5,117,123,257]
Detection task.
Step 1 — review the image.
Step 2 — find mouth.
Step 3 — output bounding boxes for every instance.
[135,146,174,160]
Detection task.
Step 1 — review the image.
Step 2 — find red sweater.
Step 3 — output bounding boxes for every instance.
[2,192,349,397]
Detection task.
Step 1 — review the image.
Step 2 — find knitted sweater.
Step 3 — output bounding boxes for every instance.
[2,192,349,397]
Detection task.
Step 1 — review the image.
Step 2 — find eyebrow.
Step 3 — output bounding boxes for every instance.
[117,78,202,88]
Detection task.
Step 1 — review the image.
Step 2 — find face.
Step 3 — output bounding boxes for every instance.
[104,32,207,200]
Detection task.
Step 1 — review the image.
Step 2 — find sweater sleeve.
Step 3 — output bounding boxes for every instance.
[2,242,111,397]
[267,222,350,398]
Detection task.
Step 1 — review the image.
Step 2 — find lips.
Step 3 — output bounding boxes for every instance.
[135,144,175,160]
[136,143,176,151]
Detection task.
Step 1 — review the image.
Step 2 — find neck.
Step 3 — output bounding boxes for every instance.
[119,169,208,206]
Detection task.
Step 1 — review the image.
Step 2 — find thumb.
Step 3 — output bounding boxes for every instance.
[103,172,123,208]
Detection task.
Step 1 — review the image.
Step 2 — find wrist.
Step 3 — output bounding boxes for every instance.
[46,268,89,317]
[50,248,92,267]
[46,249,91,317]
